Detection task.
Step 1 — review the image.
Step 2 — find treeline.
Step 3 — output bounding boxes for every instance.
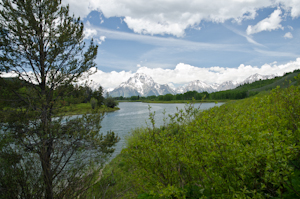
[0,78,118,109]
[115,90,250,102]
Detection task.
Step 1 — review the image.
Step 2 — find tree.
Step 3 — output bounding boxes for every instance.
[105,95,119,108]
[0,0,119,198]
[92,85,105,106]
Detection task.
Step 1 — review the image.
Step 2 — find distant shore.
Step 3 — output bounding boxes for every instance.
[56,103,120,116]
[117,100,230,104]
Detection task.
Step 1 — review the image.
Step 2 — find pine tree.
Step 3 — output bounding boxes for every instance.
[0,0,119,198]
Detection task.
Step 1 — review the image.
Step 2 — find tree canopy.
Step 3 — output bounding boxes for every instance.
[0,0,119,198]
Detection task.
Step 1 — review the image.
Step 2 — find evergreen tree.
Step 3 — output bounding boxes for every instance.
[92,85,105,106]
[0,0,119,198]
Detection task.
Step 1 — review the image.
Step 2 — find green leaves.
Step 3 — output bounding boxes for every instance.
[0,1,114,198]
[122,85,300,198]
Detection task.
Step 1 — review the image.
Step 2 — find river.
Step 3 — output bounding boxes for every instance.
[99,102,224,158]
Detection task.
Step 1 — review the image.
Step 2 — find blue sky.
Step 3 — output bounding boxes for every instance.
[64,0,300,90]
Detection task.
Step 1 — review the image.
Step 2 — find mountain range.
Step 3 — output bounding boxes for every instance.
[107,73,275,98]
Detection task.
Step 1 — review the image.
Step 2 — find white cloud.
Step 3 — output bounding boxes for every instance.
[284,32,293,39]
[84,26,240,52]
[100,36,106,41]
[84,58,300,89]
[87,69,134,90]
[93,36,106,45]
[225,25,265,47]
[83,28,97,39]
[97,35,106,44]
[277,0,300,18]
[4,58,300,89]
[246,9,284,35]
[64,0,300,37]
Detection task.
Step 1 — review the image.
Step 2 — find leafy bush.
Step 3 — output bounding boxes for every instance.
[90,97,98,109]
[105,97,119,108]
[121,85,300,198]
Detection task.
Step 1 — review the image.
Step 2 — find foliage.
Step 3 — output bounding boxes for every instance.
[96,85,300,198]
[0,0,119,198]
[92,86,105,106]
[90,97,98,109]
[105,96,119,108]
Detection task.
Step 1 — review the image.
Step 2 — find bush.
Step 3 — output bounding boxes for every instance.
[122,86,300,198]
[105,97,118,108]
[90,97,97,109]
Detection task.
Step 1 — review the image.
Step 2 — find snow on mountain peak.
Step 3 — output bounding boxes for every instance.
[109,72,277,97]
[242,73,275,84]
[109,73,174,97]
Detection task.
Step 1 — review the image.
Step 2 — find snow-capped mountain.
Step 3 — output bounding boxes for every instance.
[216,81,239,91]
[241,73,276,85]
[109,73,175,97]
[175,80,215,93]
[108,73,277,97]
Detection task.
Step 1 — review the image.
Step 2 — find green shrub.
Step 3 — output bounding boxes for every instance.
[90,97,98,109]
[123,85,300,198]
[105,97,118,108]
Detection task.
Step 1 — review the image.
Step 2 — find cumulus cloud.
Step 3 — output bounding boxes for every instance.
[83,58,300,89]
[284,32,293,39]
[3,58,300,89]
[64,0,300,37]
[277,0,300,18]
[246,9,284,35]
[87,70,134,90]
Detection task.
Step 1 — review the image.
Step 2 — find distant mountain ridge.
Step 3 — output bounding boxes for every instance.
[241,73,275,84]
[108,73,276,97]
[109,73,175,98]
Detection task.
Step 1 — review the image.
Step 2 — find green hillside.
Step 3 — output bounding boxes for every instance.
[234,69,300,93]
[88,78,300,198]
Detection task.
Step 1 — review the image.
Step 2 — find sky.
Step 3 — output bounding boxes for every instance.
[16,1,300,89]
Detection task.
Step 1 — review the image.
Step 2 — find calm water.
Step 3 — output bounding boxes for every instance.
[99,102,224,157]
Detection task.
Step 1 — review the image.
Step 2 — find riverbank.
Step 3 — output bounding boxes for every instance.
[56,103,120,116]
[117,99,230,103]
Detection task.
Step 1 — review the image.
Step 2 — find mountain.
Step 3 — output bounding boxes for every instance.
[109,73,175,97]
[216,81,239,91]
[175,74,273,94]
[241,73,276,85]
[175,80,215,93]
[108,73,277,97]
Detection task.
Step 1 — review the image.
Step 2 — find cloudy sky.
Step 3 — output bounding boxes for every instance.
[64,0,300,89]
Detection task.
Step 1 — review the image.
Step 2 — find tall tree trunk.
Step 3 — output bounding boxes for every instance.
[40,138,53,199]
